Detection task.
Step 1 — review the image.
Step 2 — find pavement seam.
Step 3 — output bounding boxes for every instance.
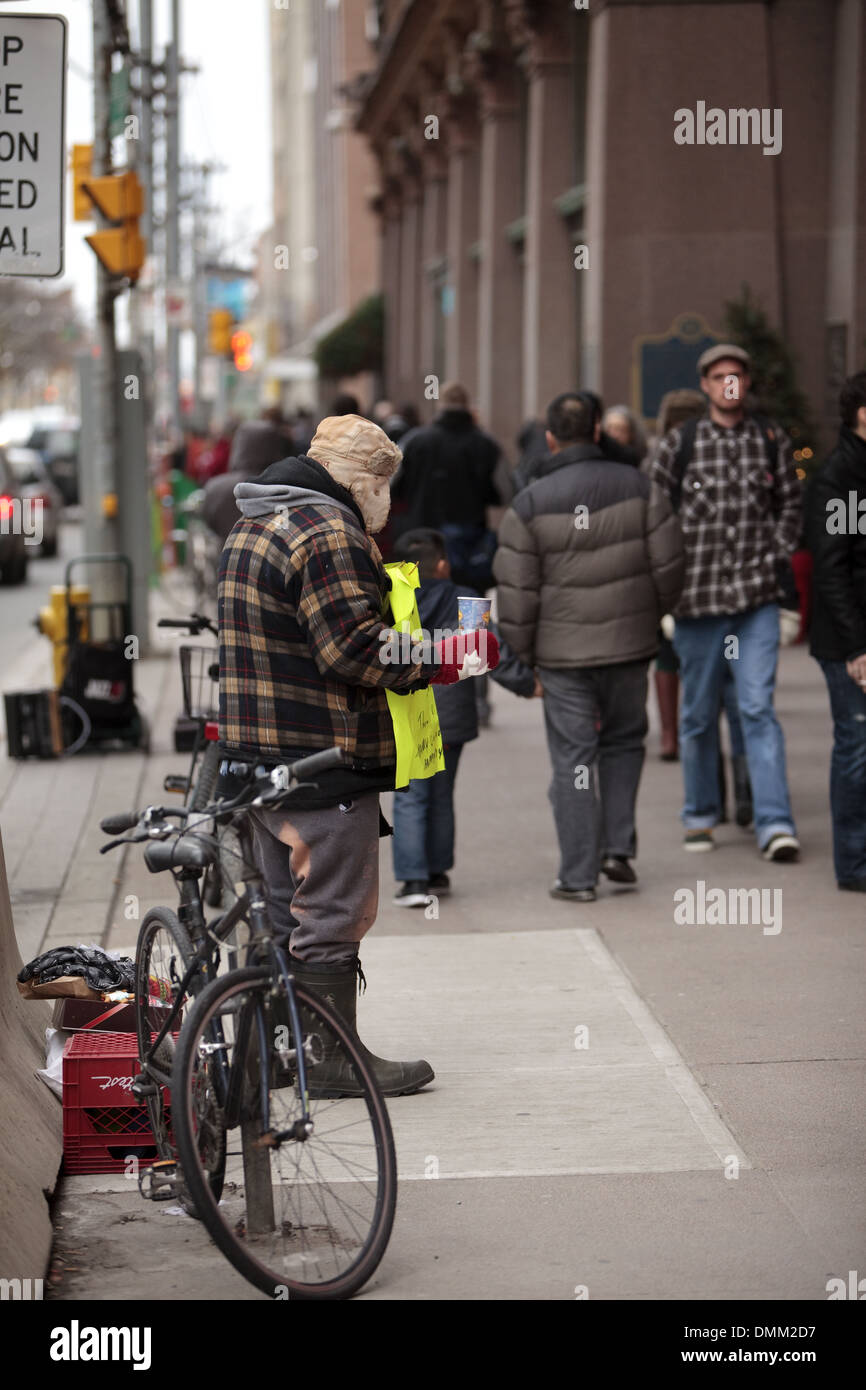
[576,928,752,1169]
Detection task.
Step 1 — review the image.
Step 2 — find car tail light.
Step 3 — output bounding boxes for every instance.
[0,494,14,521]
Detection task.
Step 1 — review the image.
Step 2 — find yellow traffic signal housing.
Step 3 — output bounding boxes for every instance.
[208,308,234,356]
[83,171,146,282]
[71,144,93,222]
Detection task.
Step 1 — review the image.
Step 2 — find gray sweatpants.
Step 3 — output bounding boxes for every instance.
[538,662,649,891]
[250,792,381,964]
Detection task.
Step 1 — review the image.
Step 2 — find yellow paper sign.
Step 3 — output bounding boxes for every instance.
[383,561,445,789]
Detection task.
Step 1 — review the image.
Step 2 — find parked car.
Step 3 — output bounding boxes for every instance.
[5,446,63,556]
[26,419,80,506]
[0,448,28,585]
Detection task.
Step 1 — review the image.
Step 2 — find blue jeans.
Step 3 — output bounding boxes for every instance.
[673,605,796,847]
[818,659,866,886]
[722,663,745,757]
[392,745,463,881]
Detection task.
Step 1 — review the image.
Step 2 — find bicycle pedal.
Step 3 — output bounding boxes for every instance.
[163,774,190,795]
[131,1073,158,1100]
[138,1160,180,1202]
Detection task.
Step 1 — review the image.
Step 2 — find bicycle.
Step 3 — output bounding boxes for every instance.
[157,611,240,907]
[157,612,221,810]
[100,747,397,1300]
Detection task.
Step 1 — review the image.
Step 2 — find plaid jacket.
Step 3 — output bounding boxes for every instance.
[650,415,802,618]
[218,482,436,773]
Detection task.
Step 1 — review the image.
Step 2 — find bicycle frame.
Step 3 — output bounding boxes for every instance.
[141,813,314,1139]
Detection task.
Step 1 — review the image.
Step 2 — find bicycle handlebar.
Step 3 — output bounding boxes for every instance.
[99,747,346,852]
[157,613,218,637]
[99,811,139,835]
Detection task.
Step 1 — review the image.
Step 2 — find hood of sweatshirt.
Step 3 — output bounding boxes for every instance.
[233,453,366,531]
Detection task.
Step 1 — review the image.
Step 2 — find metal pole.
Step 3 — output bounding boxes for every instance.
[192,163,213,424]
[138,0,153,246]
[165,0,181,434]
[88,0,120,564]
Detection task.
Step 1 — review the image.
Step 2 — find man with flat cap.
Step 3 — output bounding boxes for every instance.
[650,344,803,862]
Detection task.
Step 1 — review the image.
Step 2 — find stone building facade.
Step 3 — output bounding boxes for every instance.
[356,0,866,456]
[264,0,380,406]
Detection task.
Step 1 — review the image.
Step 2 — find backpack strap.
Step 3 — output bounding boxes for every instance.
[752,412,778,474]
[669,415,701,512]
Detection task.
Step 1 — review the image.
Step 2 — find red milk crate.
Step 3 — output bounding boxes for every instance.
[62,1031,169,1175]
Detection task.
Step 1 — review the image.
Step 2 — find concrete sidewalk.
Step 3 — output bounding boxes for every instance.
[2,623,863,1300]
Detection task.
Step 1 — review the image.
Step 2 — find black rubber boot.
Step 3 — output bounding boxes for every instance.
[289,957,434,1098]
[732,755,753,828]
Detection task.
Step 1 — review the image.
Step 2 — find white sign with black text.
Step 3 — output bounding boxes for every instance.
[0,13,67,277]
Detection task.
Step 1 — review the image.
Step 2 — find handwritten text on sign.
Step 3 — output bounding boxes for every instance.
[0,16,67,277]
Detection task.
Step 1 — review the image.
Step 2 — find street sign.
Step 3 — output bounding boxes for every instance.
[108,66,129,140]
[0,13,67,278]
[165,279,192,328]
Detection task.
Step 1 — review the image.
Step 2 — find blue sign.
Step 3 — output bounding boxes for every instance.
[206,276,249,320]
[635,314,719,420]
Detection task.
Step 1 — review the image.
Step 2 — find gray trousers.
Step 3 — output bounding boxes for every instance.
[250,792,381,964]
[538,662,649,890]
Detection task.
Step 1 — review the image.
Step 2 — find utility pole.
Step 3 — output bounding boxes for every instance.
[191,161,223,423]
[87,0,120,561]
[138,0,153,248]
[128,0,154,375]
[165,0,181,435]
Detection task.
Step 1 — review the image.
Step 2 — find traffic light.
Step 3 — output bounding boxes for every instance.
[208,308,234,356]
[231,329,253,372]
[70,144,93,222]
[83,171,146,282]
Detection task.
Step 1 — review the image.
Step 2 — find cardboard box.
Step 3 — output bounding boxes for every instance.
[52,996,173,1033]
[18,974,103,1001]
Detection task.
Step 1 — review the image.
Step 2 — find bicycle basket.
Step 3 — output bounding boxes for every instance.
[179,645,220,721]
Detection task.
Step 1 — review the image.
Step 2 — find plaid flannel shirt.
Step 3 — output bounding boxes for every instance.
[218,503,435,769]
[649,415,802,619]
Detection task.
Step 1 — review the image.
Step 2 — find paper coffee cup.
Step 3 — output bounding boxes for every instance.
[457,596,491,630]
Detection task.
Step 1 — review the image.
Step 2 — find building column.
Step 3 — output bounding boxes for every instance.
[445,108,481,400]
[475,59,524,456]
[397,179,423,404]
[381,186,403,402]
[519,12,575,417]
[418,152,448,420]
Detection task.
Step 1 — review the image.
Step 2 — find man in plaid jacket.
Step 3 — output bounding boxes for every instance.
[217,413,498,1096]
[650,344,802,862]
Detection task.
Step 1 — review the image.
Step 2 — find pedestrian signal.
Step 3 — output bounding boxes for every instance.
[83,171,146,282]
[208,308,234,356]
[231,330,253,372]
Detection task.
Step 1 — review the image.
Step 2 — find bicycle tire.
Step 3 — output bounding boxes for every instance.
[173,965,397,1300]
[189,738,221,812]
[134,907,226,1211]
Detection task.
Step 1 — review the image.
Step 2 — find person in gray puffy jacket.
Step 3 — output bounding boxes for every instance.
[494,391,684,901]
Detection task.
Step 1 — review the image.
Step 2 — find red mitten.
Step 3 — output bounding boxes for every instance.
[430,630,500,686]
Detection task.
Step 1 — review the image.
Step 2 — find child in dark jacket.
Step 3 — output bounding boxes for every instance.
[391,528,540,905]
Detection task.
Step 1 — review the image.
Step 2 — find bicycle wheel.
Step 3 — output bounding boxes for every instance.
[173,966,397,1300]
[134,908,226,1208]
[189,737,221,812]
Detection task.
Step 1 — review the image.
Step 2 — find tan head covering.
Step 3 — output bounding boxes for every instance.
[307,414,400,535]
[307,413,401,490]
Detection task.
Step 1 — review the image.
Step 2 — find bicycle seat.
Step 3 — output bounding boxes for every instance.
[144,835,219,874]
